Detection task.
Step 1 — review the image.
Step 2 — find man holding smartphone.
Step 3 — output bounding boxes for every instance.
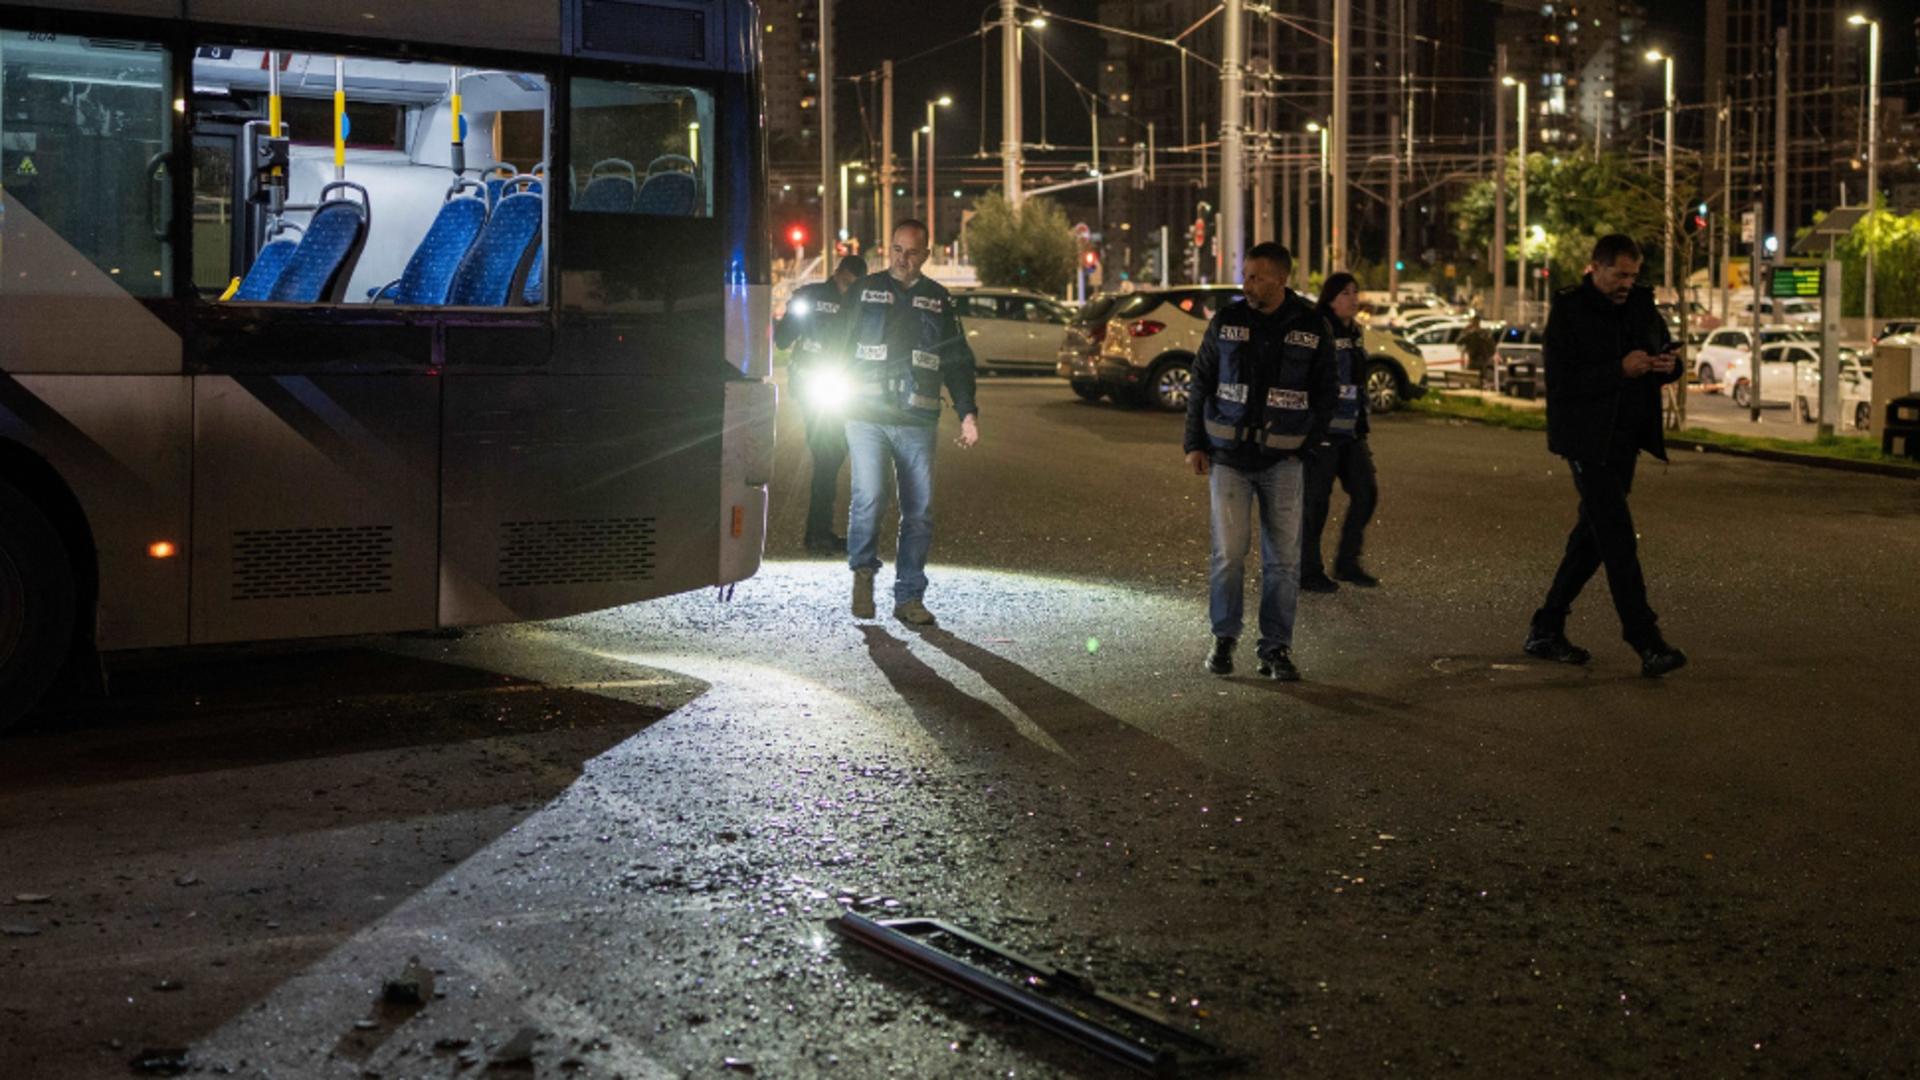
[1526,234,1688,677]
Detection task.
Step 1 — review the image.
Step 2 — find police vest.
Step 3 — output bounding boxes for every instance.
[789,284,850,361]
[847,278,950,420]
[1328,327,1366,438]
[1202,310,1322,458]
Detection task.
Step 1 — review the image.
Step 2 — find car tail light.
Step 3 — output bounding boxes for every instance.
[1128,319,1166,338]
[1088,324,1108,344]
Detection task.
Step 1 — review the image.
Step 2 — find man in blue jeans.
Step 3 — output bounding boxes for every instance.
[841,219,980,626]
[1183,242,1337,680]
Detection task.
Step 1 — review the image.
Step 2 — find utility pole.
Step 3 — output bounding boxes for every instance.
[1298,152,1312,283]
[880,60,894,248]
[1854,14,1880,341]
[1001,0,1022,206]
[1772,26,1787,272]
[1220,0,1246,282]
[1388,114,1401,304]
[1516,78,1528,321]
[819,0,836,271]
[1330,0,1350,271]
[1280,133,1293,257]
[1659,52,1675,296]
[1492,44,1508,324]
[1252,18,1274,245]
[1719,90,1732,321]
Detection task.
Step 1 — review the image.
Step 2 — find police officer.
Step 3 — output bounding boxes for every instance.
[1527,233,1687,677]
[1184,242,1338,681]
[1299,272,1381,592]
[775,254,867,555]
[842,219,979,626]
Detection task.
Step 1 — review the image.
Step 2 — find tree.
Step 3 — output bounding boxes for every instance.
[967,192,1078,296]
[1453,151,1680,290]
[1811,205,1920,319]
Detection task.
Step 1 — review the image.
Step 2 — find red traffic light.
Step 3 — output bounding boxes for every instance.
[787,225,808,247]
[1081,250,1099,269]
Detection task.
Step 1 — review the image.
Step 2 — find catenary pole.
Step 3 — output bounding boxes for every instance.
[1220,0,1246,282]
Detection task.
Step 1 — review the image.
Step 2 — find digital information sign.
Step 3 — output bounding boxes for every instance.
[1769,265,1824,299]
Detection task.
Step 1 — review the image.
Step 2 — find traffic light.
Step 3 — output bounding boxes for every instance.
[1081,250,1099,270]
[1684,202,1709,237]
[787,224,808,249]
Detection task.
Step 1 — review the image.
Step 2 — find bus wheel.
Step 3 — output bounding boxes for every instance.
[0,478,76,732]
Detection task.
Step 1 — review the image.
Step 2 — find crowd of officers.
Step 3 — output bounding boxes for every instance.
[779,225,1687,681]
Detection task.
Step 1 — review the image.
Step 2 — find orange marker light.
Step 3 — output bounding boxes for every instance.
[148,541,177,559]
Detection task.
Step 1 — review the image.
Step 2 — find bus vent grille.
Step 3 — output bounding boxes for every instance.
[498,517,657,588]
[580,2,705,61]
[232,526,395,600]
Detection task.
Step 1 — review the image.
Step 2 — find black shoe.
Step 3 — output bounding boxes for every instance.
[804,534,847,555]
[1332,562,1379,588]
[1299,571,1340,594]
[1523,630,1592,665]
[1637,640,1689,678]
[1257,647,1300,681]
[1205,636,1235,676]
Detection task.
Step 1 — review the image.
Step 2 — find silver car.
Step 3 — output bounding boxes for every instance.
[951,288,1075,373]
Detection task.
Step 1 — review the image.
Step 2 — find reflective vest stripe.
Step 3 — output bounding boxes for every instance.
[1329,416,1358,434]
[908,393,942,410]
[1261,431,1308,450]
[1204,418,1246,442]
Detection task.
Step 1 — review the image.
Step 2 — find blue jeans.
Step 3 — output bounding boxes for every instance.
[846,421,938,602]
[1208,457,1305,654]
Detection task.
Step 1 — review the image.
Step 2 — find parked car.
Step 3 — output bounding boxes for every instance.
[1657,300,1722,333]
[1404,318,1473,374]
[1093,286,1244,410]
[952,288,1075,373]
[1692,324,1815,389]
[1091,286,1427,412]
[1737,297,1821,325]
[1795,352,1874,429]
[1730,341,1819,409]
[1056,293,1127,400]
[1873,321,1918,344]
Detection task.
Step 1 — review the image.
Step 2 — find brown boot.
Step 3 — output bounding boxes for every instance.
[851,569,876,619]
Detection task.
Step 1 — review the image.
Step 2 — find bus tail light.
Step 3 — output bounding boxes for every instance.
[731,505,744,538]
[148,541,177,559]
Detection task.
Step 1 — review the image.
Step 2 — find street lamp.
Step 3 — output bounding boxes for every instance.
[1849,13,1880,338]
[1646,49,1676,297]
[926,95,953,249]
[911,125,929,225]
[1501,75,1528,322]
[1307,121,1329,275]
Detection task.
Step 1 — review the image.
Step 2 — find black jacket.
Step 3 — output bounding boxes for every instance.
[1321,311,1371,441]
[1544,277,1679,462]
[1184,289,1339,471]
[774,279,857,379]
[843,271,979,426]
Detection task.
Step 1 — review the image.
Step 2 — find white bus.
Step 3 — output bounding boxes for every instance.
[0,0,778,725]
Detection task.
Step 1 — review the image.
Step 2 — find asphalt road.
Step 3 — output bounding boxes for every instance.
[4,374,1918,1078]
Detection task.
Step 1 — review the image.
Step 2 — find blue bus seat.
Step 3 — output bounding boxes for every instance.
[231,226,302,301]
[449,186,542,306]
[576,158,637,213]
[522,243,545,305]
[635,172,698,216]
[267,182,371,304]
[369,180,488,305]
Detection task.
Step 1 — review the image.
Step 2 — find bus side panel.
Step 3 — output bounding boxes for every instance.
[184,1,562,56]
[3,2,182,20]
[439,374,722,628]
[190,374,440,644]
[0,375,191,650]
[0,192,182,376]
[717,378,773,586]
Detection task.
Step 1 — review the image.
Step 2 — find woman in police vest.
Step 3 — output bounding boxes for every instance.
[1299,272,1381,592]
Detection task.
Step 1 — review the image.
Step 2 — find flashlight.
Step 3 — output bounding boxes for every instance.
[802,367,856,414]
[788,298,812,318]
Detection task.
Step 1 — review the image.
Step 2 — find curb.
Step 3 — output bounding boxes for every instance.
[1664,436,1920,481]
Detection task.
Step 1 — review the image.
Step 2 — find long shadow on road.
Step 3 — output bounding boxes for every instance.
[0,645,698,1080]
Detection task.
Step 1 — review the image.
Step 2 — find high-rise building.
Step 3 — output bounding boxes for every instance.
[1493,0,1649,151]
[759,0,825,187]
[1705,0,1863,243]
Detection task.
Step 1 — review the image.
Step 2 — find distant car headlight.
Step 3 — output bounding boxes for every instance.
[800,366,855,413]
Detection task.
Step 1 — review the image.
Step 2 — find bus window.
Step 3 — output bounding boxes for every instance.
[568,79,713,218]
[192,48,550,308]
[0,31,173,297]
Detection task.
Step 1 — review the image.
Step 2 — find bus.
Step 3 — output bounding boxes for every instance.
[0,0,777,726]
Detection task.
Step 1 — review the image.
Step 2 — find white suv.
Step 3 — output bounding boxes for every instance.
[1692,325,1816,390]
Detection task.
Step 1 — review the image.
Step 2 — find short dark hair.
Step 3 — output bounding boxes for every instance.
[835,255,869,278]
[1591,233,1642,266]
[1247,241,1293,272]
[893,219,931,247]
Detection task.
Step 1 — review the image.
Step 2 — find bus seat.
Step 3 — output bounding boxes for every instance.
[231,228,302,302]
[522,243,545,305]
[576,175,635,213]
[449,188,542,306]
[484,167,518,210]
[268,182,371,304]
[369,181,488,305]
[634,172,698,216]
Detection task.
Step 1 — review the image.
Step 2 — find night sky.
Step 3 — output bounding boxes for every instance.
[832,0,1913,163]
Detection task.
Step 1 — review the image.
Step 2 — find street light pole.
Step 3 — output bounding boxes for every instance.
[1851,13,1880,339]
[911,127,923,225]
[926,96,950,249]
[881,60,894,248]
[819,0,836,268]
[1308,122,1329,277]
[1646,50,1675,296]
[1220,0,1246,283]
[1001,0,1022,205]
[1492,45,1509,325]
[1501,72,1526,324]
[1330,0,1350,271]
